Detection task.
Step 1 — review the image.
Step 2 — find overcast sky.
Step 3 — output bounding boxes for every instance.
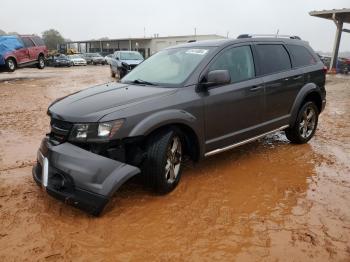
[1,0,349,52]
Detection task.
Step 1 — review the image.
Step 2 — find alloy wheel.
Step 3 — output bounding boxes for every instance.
[8,60,15,70]
[165,136,182,183]
[39,58,45,68]
[299,105,316,139]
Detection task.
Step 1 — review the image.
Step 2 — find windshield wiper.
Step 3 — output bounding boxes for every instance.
[131,79,157,86]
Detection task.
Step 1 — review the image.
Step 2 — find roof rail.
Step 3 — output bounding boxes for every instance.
[237,34,301,40]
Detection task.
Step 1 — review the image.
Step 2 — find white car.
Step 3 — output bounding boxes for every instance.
[68,55,87,66]
[104,54,114,65]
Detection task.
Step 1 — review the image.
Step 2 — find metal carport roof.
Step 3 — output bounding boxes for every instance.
[309,8,350,72]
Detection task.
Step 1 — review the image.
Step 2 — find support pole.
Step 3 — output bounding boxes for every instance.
[330,14,343,73]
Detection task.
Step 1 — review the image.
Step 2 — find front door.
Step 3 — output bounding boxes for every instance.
[20,37,37,62]
[203,45,265,153]
[13,47,30,64]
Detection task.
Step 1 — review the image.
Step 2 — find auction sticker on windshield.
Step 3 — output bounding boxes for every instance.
[185,49,209,55]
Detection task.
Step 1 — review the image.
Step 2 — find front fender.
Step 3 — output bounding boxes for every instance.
[129,109,198,137]
[289,82,321,127]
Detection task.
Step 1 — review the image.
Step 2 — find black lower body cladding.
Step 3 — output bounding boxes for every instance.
[32,137,141,216]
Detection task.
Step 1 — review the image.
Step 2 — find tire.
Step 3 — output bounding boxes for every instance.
[118,69,125,79]
[37,55,45,69]
[110,67,115,77]
[5,58,16,72]
[285,101,319,144]
[143,128,183,194]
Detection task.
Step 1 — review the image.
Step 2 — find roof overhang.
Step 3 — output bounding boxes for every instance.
[309,8,350,23]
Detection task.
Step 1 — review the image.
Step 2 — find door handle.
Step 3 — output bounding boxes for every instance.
[293,75,303,80]
[250,85,263,91]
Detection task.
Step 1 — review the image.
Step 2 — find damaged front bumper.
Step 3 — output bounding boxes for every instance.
[32,137,140,216]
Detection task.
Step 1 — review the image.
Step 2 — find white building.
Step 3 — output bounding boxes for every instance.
[65,34,225,58]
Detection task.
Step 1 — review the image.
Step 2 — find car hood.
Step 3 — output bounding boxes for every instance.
[120,59,143,65]
[48,82,177,122]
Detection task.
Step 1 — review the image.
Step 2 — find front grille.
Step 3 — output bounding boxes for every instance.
[128,65,137,70]
[50,118,73,143]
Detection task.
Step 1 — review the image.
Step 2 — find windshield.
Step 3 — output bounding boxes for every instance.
[122,47,212,85]
[69,55,81,59]
[120,52,144,60]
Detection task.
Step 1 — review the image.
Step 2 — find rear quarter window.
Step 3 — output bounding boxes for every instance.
[287,44,316,68]
[32,36,45,46]
[255,44,291,76]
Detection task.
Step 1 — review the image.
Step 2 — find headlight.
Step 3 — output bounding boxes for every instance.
[75,124,89,139]
[98,120,124,137]
[69,120,124,142]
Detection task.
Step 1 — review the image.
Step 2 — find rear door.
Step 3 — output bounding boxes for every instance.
[203,44,265,152]
[12,37,30,64]
[253,43,299,130]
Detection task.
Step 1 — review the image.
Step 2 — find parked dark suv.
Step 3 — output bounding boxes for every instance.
[33,35,326,215]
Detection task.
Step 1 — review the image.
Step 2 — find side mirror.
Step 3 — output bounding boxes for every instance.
[197,70,231,91]
[116,57,119,60]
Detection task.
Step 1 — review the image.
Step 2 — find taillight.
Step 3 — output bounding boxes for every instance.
[323,66,328,74]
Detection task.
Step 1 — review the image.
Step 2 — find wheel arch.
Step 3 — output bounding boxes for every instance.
[129,110,202,161]
[289,83,322,127]
[5,55,17,66]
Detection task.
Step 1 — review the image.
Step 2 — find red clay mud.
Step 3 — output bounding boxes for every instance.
[0,67,349,261]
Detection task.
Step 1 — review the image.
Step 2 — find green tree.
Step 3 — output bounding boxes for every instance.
[42,29,65,50]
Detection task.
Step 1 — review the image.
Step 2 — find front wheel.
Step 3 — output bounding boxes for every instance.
[110,66,115,77]
[6,58,16,72]
[143,129,183,194]
[118,69,125,79]
[285,101,319,144]
[37,56,45,69]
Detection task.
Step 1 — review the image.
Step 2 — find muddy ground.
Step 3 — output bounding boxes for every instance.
[0,66,349,261]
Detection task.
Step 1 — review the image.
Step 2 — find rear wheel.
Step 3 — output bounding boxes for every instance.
[6,58,16,72]
[143,129,183,194]
[285,101,319,144]
[37,55,45,69]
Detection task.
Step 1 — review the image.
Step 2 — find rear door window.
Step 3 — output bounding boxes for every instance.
[287,44,316,67]
[255,44,291,75]
[209,45,255,83]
